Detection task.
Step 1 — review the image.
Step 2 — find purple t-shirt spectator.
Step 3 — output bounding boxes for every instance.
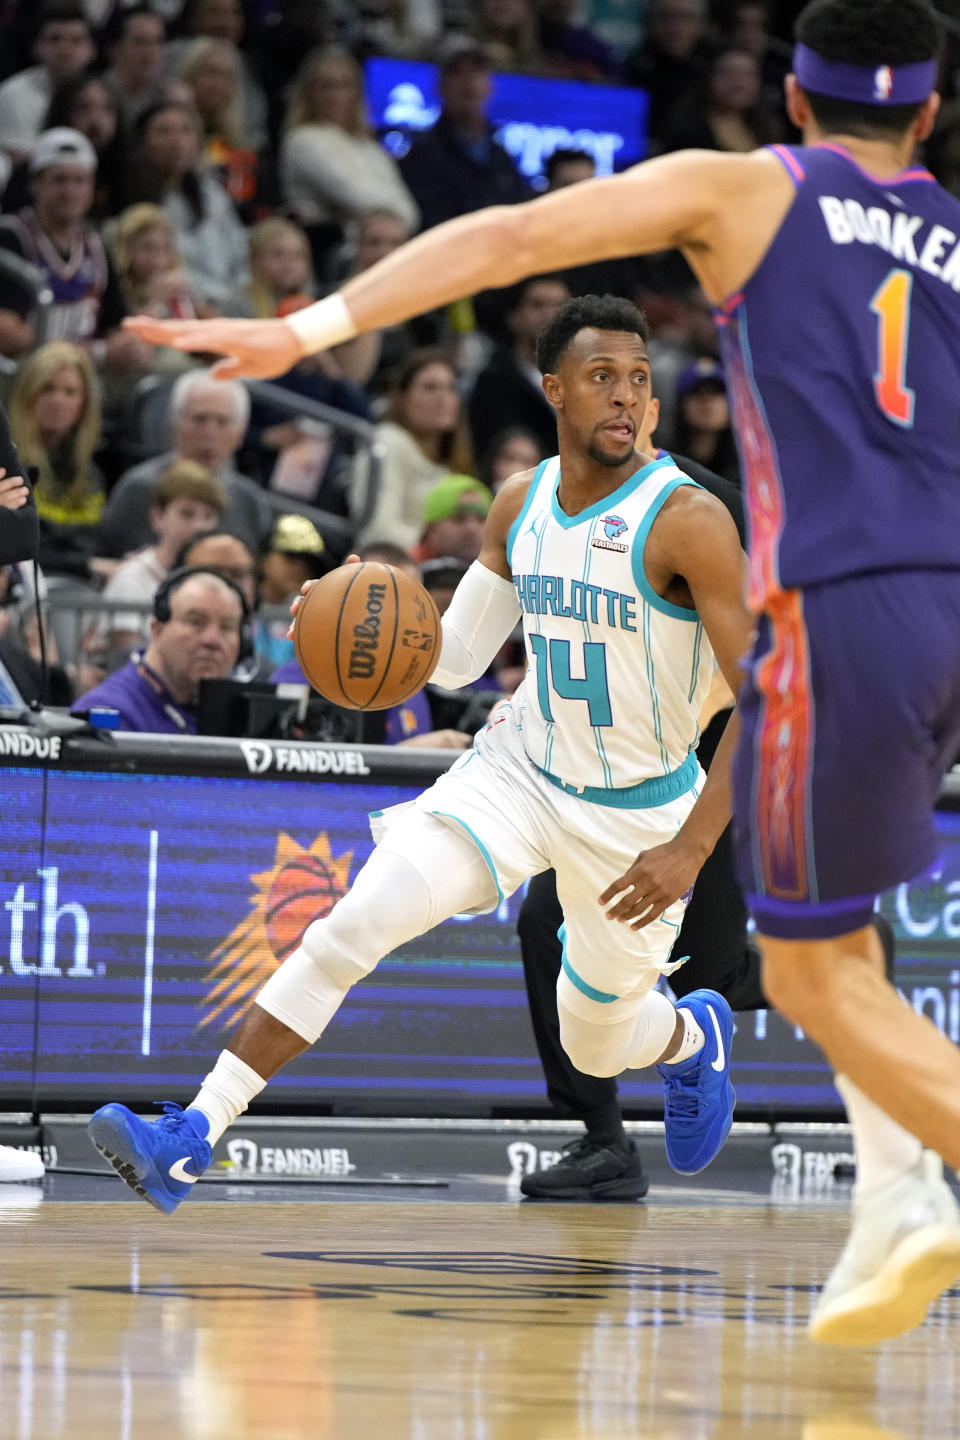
[271,659,432,743]
[71,657,197,734]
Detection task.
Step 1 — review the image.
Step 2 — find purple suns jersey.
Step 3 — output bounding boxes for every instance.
[0,209,110,344]
[716,143,960,608]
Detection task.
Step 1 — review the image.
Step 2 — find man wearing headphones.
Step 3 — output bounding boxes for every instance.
[70,567,246,733]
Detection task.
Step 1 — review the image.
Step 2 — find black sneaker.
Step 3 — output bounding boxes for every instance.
[519,1135,649,1201]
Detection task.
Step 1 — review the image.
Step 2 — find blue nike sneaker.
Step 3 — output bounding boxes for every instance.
[88,1102,212,1214]
[656,989,736,1174]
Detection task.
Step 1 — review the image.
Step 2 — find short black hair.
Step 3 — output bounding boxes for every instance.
[544,148,596,185]
[109,4,166,44]
[505,272,570,314]
[36,0,89,31]
[795,0,941,139]
[535,294,650,375]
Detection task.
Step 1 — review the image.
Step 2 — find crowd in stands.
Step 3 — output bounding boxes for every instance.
[0,0,957,738]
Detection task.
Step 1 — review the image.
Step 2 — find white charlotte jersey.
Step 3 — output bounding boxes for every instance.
[506,453,714,798]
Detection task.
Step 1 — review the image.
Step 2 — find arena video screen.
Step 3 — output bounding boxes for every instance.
[1,761,960,1115]
[364,56,649,183]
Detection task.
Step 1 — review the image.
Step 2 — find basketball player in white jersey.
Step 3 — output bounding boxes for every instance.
[88,295,753,1216]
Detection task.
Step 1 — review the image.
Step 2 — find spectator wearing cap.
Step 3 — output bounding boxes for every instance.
[98,459,226,655]
[280,47,419,243]
[0,128,151,375]
[255,512,328,671]
[398,37,531,232]
[99,368,270,557]
[0,2,95,164]
[411,474,492,565]
[43,71,124,220]
[70,569,244,733]
[419,555,468,620]
[467,273,569,460]
[672,357,740,486]
[260,514,328,607]
[1,70,123,218]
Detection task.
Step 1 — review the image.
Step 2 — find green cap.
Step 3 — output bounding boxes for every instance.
[422,475,493,527]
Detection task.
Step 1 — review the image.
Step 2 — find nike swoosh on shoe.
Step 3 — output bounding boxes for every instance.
[168,1157,201,1184]
[707,1005,726,1072]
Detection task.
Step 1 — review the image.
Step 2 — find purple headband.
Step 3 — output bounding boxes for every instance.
[793,43,936,105]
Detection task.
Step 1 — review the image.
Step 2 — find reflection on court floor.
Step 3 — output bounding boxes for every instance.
[0,1182,957,1439]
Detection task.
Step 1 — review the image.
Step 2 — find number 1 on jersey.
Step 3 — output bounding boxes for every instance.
[870,268,915,427]
[529,635,612,727]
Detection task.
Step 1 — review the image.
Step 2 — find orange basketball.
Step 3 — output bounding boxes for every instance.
[293,561,441,710]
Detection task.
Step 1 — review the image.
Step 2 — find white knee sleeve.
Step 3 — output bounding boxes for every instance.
[257,818,493,1045]
[558,981,677,1078]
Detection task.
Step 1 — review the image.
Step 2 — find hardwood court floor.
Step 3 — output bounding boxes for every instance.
[1,1188,959,1440]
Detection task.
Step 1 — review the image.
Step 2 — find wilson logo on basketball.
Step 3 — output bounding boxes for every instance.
[348,582,387,680]
[296,559,441,708]
[200,832,353,1032]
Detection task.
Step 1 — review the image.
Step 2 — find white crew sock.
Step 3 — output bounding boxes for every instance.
[190,1050,267,1145]
[660,1006,706,1066]
[835,1073,924,1199]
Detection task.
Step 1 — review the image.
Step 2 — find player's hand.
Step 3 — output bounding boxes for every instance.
[122,315,306,380]
[599,838,702,930]
[0,470,30,510]
[286,556,361,638]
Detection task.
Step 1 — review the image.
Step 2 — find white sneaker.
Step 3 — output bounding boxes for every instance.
[810,1151,960,1346]
[0,1143,44,1183]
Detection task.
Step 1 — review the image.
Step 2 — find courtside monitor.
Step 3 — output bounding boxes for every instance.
[365,57,649,185]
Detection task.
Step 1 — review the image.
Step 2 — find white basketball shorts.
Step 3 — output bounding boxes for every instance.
[371,706,703,1014]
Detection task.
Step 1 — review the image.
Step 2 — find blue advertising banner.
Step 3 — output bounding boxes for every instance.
[2,742,959,1115]
[364,56,649,182]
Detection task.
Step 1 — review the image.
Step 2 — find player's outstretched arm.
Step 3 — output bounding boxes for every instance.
[601,490,753,928]
[124,150,786,377]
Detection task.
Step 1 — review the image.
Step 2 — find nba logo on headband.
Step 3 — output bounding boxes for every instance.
[874,65,893,101]
[793,44,937,106]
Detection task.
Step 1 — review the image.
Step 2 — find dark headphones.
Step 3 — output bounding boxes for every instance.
[152,566,254,666]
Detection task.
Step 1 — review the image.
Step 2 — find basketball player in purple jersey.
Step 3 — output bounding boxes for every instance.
[125,0,960,1346]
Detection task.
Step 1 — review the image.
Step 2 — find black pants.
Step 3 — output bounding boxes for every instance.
[517,709,765,1135]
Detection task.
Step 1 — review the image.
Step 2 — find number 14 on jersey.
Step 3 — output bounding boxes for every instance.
[529,635,613,727]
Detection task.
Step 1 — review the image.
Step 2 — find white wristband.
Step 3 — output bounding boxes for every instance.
[284,292,359,353]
